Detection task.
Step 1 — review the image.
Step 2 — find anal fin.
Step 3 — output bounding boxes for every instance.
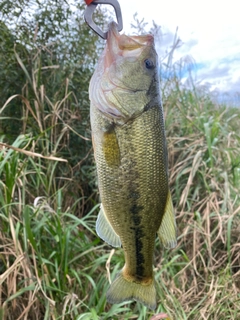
[96,204,121,248]
[158,190,177,249]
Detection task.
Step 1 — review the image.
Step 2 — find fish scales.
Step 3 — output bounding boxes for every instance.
[93,104,168,277]
[89,22,177,310]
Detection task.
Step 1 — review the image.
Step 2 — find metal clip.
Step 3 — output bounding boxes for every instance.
[84,0,123,39]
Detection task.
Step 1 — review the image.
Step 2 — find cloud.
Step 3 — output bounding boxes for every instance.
[198,63,230,80]
[178,37,198,55]
[151,26,181,58]
[230,77,240,93]
[119,0,240,103]
[194,59,240,106]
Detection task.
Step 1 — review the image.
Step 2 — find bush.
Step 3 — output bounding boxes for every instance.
[0,7,240,319]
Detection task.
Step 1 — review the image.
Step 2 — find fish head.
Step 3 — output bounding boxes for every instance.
[90,22,160,123]
[105,22,158,91]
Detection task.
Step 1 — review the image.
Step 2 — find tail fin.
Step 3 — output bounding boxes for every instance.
[106,271,156,310]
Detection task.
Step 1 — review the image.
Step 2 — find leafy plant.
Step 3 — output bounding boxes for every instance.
[0,5,240,320]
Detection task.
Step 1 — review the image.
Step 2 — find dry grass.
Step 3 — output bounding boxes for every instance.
[154,89,240,319]
[0,35,240,320]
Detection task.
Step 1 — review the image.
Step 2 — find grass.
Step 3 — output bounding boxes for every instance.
[1,32,240,320]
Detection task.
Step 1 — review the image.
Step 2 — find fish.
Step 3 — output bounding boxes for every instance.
[89,21,176,310]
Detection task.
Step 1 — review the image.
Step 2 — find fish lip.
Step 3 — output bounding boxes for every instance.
[107,21,120,41]
[107,21,154,48]
[104,22,154,67]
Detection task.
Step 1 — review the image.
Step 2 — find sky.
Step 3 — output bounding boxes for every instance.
[105,0,240,104]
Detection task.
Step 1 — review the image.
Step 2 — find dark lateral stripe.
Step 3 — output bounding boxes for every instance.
[135,226,145,279]
[130,204,144,215]
[129,194,145,278]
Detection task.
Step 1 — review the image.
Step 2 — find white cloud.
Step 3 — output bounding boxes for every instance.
[117,0,240,98]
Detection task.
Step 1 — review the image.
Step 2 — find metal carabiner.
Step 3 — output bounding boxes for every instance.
[84,0,123,39]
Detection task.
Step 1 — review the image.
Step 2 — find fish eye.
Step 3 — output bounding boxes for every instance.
[144,59,154,70]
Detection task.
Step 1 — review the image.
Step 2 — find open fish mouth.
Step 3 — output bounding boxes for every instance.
[89,21,159,122]
[104,21,154,67]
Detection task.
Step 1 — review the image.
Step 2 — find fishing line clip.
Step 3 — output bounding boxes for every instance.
[84,0,123,39]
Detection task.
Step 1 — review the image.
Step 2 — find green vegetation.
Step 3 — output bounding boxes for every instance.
[1,2,240,319]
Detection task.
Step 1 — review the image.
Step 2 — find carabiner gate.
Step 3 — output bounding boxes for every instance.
[84,0,123,39]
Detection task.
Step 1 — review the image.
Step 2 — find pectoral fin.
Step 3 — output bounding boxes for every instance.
[158,190,177,249]
[96,204,121,247]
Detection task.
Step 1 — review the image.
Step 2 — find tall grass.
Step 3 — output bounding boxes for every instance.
[162,81,240,319]
[1,31,240,320]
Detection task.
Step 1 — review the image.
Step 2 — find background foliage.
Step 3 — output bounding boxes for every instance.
[0,1,240,319]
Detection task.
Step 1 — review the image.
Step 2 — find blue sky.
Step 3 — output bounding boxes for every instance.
[104,0,240,102]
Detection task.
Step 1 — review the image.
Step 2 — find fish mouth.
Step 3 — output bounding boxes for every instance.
[105,21,154,67]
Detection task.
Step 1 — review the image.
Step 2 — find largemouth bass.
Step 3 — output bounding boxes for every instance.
[89,22,176,310]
